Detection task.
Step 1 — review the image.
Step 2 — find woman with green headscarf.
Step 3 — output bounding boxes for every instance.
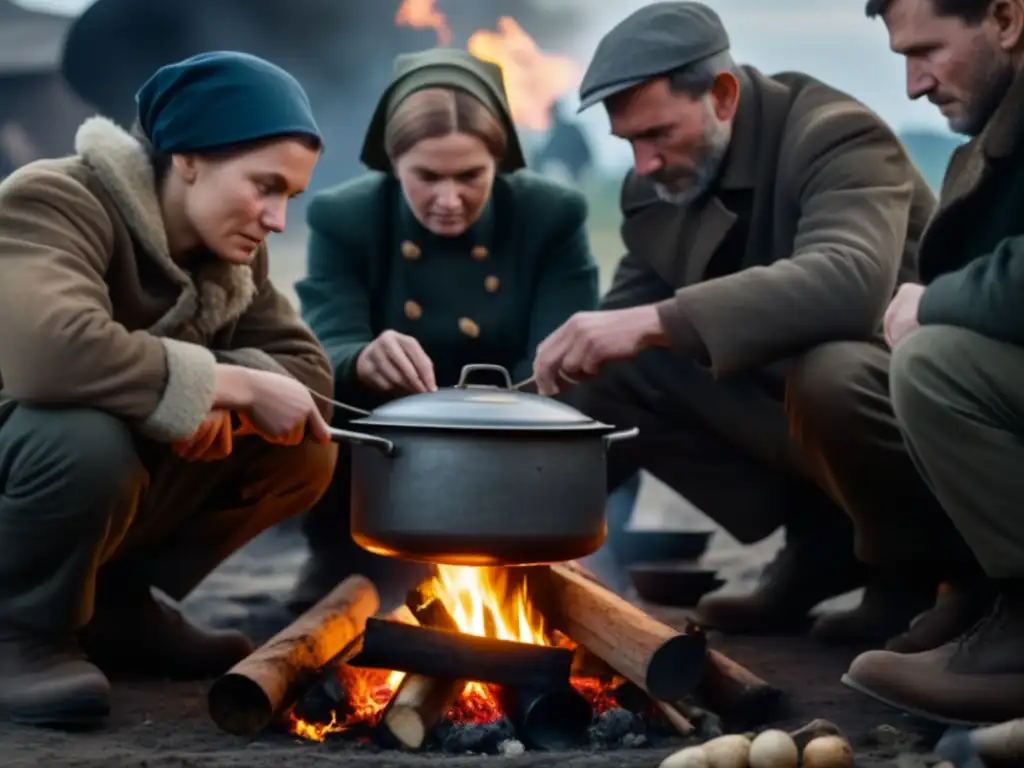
[291,48,599,610]
[0,51,338,727]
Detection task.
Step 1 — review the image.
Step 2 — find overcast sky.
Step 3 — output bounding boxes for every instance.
[16,0,951,166]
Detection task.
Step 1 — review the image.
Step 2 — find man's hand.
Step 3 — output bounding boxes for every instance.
[171,409,234,462]
[532,306,666,396]
[884,283,926,349]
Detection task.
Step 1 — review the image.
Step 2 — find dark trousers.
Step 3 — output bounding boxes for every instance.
[891,327,1024,579]
[0,405,336,633]
[787,340,978,575]
[567,342,977,577]
[566,349,848,549]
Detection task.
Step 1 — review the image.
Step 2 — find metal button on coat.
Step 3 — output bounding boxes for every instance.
[401,241,421,260]
[485,275,500,293]
[404,300,423,320]
[471,245,488,261]
[459,317,480,338]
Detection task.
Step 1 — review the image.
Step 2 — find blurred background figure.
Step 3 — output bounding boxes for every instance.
[533,98,594,186]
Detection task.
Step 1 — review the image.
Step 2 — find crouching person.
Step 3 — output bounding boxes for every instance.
[0,52,338,727]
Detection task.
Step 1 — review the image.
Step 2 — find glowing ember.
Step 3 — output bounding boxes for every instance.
[392,0,582,131]
[395,0,452,45]
[468,17,582,131]
[287,566,621,742]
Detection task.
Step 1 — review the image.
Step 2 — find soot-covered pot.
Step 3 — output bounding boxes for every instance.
[328,364,638,566]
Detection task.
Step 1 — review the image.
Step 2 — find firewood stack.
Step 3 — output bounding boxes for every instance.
[206,562,784,754]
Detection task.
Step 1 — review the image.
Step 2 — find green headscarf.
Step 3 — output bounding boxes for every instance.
[360,48,527,173]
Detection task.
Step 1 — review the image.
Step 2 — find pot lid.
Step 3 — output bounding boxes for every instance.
[353,364,611,432]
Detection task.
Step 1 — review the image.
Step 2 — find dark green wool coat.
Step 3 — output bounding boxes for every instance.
[295,170,599,407]
[917,70,1024,345]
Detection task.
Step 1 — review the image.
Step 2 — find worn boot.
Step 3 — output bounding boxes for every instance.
[810,577,939,645]
[884,579,996,654]
[696,531,865,633]
[0,623,110,726]
[843,582,1024,726]
[81,589,253,680]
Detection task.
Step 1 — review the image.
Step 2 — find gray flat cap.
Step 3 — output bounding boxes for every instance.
[578,1,730,112]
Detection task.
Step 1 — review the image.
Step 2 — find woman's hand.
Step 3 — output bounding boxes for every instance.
[242,369,332,444]
[171,409,234,462]
[355,330,437,394]
[233,411,308,446]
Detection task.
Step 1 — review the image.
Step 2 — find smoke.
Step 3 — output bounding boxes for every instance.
[61,0,591,192]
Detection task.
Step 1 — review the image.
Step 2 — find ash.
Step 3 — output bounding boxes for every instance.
[429,716,517,755]
[417,707,685,755]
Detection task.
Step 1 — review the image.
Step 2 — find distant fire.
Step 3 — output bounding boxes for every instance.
[394,0,581,131]
[395,0,452,46]
[287,565,620,742]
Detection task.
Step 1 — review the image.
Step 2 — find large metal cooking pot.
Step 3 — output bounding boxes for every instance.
[327,364,638,566]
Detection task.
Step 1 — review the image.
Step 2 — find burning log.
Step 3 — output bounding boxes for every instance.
[371,587,466,751]
[380,674,464,750]
[349,617,574,689]
[499,685,592,750]
[542,562,707,700]
[208,575,379,737]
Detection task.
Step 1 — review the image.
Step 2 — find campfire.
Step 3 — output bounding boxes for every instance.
[207,563,782,756]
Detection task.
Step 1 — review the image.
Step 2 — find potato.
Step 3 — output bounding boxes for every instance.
[802,735,854,768]
[659,746,709,768]
[749,729,798,768]
[702,734,752,768]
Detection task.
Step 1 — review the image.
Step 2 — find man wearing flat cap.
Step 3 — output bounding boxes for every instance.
[533,2,967,647]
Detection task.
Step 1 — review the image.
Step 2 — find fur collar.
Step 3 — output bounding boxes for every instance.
[73,116,257,338]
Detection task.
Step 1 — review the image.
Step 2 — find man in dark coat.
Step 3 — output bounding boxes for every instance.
[842,0,1024,726]
[532,2,963,646]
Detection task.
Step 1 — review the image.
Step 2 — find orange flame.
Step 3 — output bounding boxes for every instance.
[421,565,547,714]
[395,0,452,46]
[393,1,582,132]
[468,17,582,132]
[288,565,619,742]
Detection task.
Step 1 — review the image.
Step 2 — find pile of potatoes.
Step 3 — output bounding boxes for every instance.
[660,730,854,768]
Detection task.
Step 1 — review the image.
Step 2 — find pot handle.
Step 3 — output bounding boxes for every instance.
[456,364,513,390]
[603,427,639,448]
[328,427,395,457]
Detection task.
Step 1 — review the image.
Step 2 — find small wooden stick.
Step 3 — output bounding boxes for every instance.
[656,701,695,736]
[382,674,464,750]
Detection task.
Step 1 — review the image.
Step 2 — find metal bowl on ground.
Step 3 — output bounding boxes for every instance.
[628,563,725,607]
[610,529,715,565]
[327,364,638,567]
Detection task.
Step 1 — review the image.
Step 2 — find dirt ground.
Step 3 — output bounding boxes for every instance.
[0,476,947,767]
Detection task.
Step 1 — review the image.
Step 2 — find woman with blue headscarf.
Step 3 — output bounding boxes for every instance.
[0,51,337,727]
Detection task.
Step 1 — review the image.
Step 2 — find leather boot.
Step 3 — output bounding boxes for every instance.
[885,579,996,654]
[810,577,939,645]
[81,589,253,680]
[696,531,865,633]
[0,624,110,726]
[843,581,1024,726]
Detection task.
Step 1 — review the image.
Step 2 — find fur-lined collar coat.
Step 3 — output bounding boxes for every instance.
[0,116,333,441]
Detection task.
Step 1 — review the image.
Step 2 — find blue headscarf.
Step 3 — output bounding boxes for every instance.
[135,51,322,154]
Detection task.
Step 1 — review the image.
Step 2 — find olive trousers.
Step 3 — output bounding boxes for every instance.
[0,405,336,633]
[891,326,1024,578]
